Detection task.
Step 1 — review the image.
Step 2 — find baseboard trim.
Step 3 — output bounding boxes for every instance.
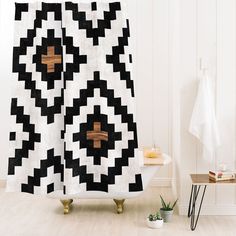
[179,204,236,216]
[0,179,6,188]
[150,177,172,187]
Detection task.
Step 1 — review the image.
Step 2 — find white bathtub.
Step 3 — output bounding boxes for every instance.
[48,151,171,213]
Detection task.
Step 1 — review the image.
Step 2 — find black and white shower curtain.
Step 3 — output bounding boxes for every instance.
[6,1,143,195]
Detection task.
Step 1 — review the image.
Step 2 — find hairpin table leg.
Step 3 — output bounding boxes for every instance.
[187,185,194,217]
[187,184,207,231]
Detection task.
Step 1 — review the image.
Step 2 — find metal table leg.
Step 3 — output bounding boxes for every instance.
[187,184,207,231]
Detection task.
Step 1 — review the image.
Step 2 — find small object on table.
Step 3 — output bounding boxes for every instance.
[143,146,162,158]
[208,170,235,182]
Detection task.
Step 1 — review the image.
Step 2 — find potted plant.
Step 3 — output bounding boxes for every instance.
[159,195,178,222]
[146,212,163,229]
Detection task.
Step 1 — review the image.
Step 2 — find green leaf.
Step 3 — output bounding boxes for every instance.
[156,212,162,220]
[160,195,167,208]
[171,199,178,209]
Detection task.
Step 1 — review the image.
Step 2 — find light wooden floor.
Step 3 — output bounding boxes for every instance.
[1,186,236,236]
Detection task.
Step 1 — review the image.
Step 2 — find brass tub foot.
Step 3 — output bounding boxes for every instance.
[113,199,125,214]
[60,199,73,214]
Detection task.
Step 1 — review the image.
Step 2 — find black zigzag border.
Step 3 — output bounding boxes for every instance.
[65,1,121,45]
[106,19,135,97]
[8,98,41,175]
[21,148,63,194]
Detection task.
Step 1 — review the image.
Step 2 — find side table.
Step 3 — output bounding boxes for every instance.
[188,174,236,231]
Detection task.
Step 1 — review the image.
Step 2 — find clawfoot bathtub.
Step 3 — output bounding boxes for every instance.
[49,151,171,214]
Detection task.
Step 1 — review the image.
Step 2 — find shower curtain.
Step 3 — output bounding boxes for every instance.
[6,1,143,195]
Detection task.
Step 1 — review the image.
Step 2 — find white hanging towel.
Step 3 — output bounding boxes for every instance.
[189,72,221,161]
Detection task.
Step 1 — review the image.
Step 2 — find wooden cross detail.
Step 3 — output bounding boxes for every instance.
[41,46,62,73]
[86,122,108,148]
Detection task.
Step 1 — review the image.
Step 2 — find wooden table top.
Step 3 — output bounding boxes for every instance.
[190,174,236,185]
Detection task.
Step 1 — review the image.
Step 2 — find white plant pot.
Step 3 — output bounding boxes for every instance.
[146,218,163,229]
[160,209,173,222]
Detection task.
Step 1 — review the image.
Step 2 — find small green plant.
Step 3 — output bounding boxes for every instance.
[160,195,178,211]
[148,212,162,221]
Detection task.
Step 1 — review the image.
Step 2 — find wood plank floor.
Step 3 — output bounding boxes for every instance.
[0,186,236,236]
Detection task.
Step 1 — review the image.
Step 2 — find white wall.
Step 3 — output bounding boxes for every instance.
[175,0,236,215]
[1,0,236,215]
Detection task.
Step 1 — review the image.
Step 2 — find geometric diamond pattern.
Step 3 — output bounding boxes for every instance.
[7,1,143,195]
